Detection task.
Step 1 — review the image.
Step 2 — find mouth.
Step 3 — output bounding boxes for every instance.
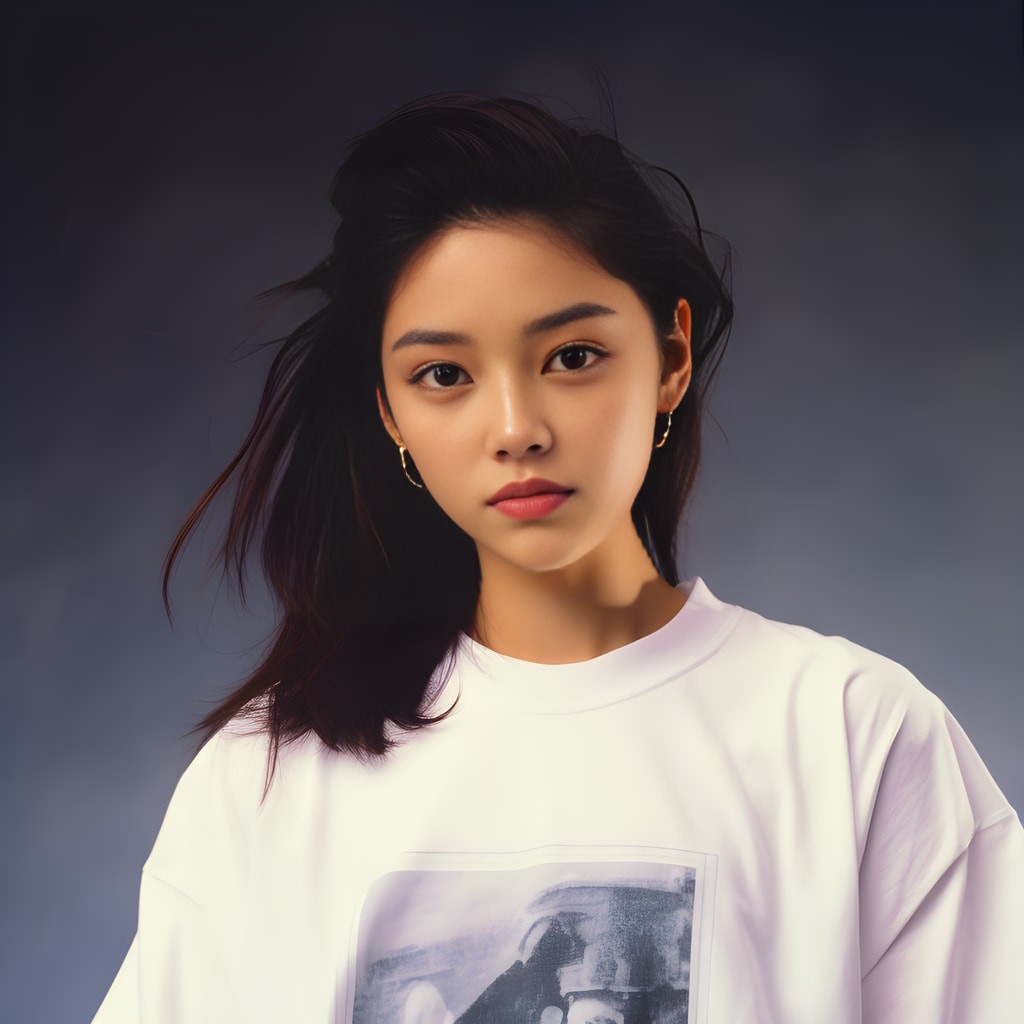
[486,478,575,521]
[486,477,573,505]
[489,490,574,520]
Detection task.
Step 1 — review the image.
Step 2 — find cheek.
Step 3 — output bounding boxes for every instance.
[580,396,655,483]
[400,421,477,512]
[403,415,473,477]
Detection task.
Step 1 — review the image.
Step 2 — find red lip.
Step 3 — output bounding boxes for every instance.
[487,477,574,505]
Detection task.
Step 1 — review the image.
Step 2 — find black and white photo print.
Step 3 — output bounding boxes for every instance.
[349,849,716,1024]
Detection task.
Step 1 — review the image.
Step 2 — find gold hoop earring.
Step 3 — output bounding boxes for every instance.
[653,410,673,450]
[397,442,425,489]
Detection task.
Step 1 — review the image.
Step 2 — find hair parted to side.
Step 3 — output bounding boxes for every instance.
[164,89,734,765]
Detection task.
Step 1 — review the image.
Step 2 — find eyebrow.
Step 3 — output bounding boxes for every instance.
[389,302,618,353]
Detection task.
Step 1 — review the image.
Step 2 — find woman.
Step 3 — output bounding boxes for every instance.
[94,91,1022,1023]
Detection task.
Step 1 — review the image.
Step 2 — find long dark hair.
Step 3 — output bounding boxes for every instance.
[164,90,733,764]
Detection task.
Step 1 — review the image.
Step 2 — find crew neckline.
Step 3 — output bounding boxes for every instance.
[437,577,740,715]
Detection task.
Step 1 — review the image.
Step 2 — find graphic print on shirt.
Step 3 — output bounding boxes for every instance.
[347,847,716,1024]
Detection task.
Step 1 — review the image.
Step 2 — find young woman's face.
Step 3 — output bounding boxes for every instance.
[378,218,691,579]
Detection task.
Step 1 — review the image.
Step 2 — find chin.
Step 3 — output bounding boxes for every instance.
[481,537,603,577]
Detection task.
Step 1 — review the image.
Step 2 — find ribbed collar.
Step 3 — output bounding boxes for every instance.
[437,577,741,715]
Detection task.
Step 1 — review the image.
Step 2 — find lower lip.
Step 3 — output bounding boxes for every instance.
[491,491,573,519]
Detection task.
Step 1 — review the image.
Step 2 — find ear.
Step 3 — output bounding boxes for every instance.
[658,298,693,413]
[376,386,402,446]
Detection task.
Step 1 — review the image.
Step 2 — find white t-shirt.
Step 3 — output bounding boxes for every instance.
[93,578,1024,1023]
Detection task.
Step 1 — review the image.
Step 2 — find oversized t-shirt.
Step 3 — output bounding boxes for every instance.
[93,578,1024,1023]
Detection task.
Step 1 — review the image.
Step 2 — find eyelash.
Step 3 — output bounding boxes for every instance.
[408,343,608,390]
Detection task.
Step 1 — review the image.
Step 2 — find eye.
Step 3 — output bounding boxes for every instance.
[409,363,470,390]
[546,344,607,373]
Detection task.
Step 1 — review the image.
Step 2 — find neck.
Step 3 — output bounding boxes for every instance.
[471,521,686,664]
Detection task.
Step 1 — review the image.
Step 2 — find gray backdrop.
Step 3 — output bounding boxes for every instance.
[3,3,1021,1021]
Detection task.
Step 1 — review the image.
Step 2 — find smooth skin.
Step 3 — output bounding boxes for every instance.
[377,217,692,665]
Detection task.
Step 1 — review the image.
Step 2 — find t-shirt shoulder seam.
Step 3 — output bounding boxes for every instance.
[974,806,1019,835]
[141,866,204,910]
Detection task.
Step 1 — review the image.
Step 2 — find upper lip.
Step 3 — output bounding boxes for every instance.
[487,477,574,505]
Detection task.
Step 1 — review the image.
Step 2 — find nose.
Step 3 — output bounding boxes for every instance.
[485,379,553,459]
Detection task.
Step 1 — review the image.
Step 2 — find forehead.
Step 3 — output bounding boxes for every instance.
[383,218,637,334]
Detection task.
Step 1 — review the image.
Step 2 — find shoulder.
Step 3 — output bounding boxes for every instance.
[712,587,1019,871]
[705,583,1013,820]
[142,717,336,897]
[161,720,272,823]
[707,582,926,719]
[736,608,986,802]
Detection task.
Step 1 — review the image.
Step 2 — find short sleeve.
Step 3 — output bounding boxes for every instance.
[853,673,1024,1022]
